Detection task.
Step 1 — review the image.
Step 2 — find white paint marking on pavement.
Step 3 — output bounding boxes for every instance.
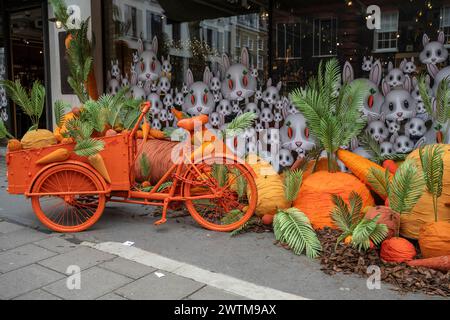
[154,272,165,278]
[82,241,308,300]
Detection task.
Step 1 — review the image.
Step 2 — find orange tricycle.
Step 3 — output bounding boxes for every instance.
[5,102,258,233]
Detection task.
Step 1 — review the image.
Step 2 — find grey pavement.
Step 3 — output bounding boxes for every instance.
[0,147,447,300]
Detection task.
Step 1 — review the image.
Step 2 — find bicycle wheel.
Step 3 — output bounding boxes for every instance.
[31,164,106,233]
[183,156,257,232]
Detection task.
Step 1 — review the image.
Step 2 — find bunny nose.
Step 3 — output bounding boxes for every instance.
[296,141,303,147]
[431,57,437,63]
[397,112,403,117]
[197,107,202,112]
[237,91,242,96]
[146,74,151,79]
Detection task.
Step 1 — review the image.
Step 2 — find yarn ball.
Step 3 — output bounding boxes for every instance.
[294,171,374,230]
[365,206,400,239]
[401,147,450,239]
[380,237,416,263]
[21,129,57,150]
[419,222,450,259]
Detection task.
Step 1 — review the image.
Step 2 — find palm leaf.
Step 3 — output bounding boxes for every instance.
[139,155,151,181]
[419,145,444,198]
[388,159,425,215]
[53,100,70,128]
[230,216,261,237]
[352,215,388,251]
[212,164,228,187]
[274,208,322,258]
[367,167,390,199]
[221,209,243,225]
[223,112,258,137]
[0,120,14,139]
[157,181,173,192]
[331,194,352,234]
[284,169,303,202]
[74,138,105,157]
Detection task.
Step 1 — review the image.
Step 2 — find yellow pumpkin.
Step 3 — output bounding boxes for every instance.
[21,130,57,150]
[7,139,22,152]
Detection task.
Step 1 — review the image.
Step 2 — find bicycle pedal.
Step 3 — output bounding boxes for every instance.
[154,219,167,226]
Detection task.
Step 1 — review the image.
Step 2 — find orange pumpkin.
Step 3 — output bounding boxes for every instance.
[365,206,400,239]
[418,222,450,258]
[7,139,22,152]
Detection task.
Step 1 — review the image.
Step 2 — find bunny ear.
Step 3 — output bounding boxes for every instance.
[370,60,382,86]
[403,75,412,92]
[241,47,249,68]
[400,58,407,70]
[138,39,144,55]
[267,78,273,87]
[411,56,415,63]
[131,73,137,86]
[382,79,391,96]
[425,74,431,85]
[427,64,439,79]
[423,33,430,47]
[370,56,374,62]
[342,61,354,84]
[438,31,445,44]
[203,66,212,84]
[186,69,194,87]
[380,113,386,123]
[222,53,230,71]
[276,81,282,92]
[152,36,159,54]
[388,61,394,71]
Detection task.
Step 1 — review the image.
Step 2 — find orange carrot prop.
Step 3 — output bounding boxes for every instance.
[191,142,215,162]
[171,108,185,121]
[142,118,150,143]
[178,114,209,132]
[149,129,166,140]
[383,159,398,174]
[86,69,99,101]
[337,149,391,185]
[36,149,70,165]
[88,154,111,184]
[407,255,450,272]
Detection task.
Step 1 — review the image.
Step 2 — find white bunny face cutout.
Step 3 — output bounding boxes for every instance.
[174,89,184,106]
[280,113,316,157]
[221,47,257,101]
[209,71,221,92]
[420,31,448,65]
[163,90,174,108]
[385,62,407,88]
[401,57,417,74]
[107,71,120,96]
[182,68,215,116]
[111,60,121,80]
[244,102,260,116]
[158,76,171,94]
[366,117,389,143]
[362,56,374,72]
[343,60,383,117]
[411,76,432,116]
[381,78,416,123]
[262,79,282,106]
[137,37,162,82]
[161,56,172,76]
[147,93,163,116]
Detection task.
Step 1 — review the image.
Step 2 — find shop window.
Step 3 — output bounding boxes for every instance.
[248,38,253,51]
[440,6,450,48]
[258,38,263,50]
[277,22,301,59]
[313,18,337,57]
[236,32,241,48]
[373,11,399,53]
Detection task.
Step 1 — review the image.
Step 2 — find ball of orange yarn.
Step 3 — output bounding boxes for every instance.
[294,171,374,230]
[380,237,416,263]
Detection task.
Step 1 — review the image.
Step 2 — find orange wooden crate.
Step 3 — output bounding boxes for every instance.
[6,134,131,195]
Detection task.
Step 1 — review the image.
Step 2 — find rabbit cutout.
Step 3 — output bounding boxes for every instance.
[209,70,221,92]
[110,60,121,80]
[163,90,174,108]
[420,31,448,65]
[390,134,420,154]
[161,56,172,79]
[362,56,374,72]
[381,77,415,123]
[147,93,163,116]
[259,107,273,129]
[279,149,295,168]
[137,37,161,82]
[262,78,282,106]
[182,68,215,116]
[158,76,171,94]
[221,47,257,101]
[401,57,417,74]
[385,61,407,88]
[107,71,121,96]
[174,88,184,107]
[280,113,316,157]
[343,60,384,117]
[366,117,389,143]
[244,102,260,116]
[380,141,394,158]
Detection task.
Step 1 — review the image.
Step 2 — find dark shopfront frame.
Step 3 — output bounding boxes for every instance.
[1,0,53,134]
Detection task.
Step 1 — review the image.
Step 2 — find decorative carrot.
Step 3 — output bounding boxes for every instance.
[142,117,150,143]
[36,149,70,165]
[383,159,398,174]
[407,255,450,272]
[191,142,215,161]
[287,126,293,139]
[149,129,166,140]
[337,149,390,185]
[177,114,209,132]
[171,108,185,121]
[88,154,111,184]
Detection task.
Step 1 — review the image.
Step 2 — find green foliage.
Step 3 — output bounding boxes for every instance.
[0,120,14,139]
[0,80,45,129]
[331,192,388,251]
[231,168,247,199]
[74,138,104,157]
[212,164,228,187]
[419,145,445,222]
[284,169,303,202]
[273,208,322,258]
[221,209,243,225]
[367,167,391,199]
[139,155,151,181]
[359,132,407,164]
[53,100,70,128]
[290,58,368,171]
[230,217,261,237]
[223,112,258,138]
[49,0,69,29]
[157,181,173,192]
[419,75,450,131]
[388,159,425,215]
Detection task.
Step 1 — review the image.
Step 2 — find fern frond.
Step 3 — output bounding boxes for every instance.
[367,167,390,199]
[274,208,322,258]
[223,112,258,137]
[74,138,105,157]
[388,159,425,215]
[284,169,303,202]
[53,100,70,128]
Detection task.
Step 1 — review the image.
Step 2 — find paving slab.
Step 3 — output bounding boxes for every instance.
[38,247,115,273]
[0,264,64,300]
[99,257,157,280]
[116,271,204,300]
[34,236,78,254]
[43,267,132,300]
[0,221,25,234]
[13,289,62,300]
[97,292,128,300]
[0,229,51,251]
[0,244,57,273]
[186,285,247,300]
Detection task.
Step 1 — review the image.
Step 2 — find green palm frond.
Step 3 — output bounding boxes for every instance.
[74,138,105,157]
[212,164,228,187]
[388,159,425,215]
[351,215,388,251]
[221,209,243,225]
[419,144,444,222]
[367,167,390,199]
[231,168,248,199]
[53,100,70,128]
[358,132,379,161]
[274,208,322,258]
[223,112,258,137]
[418,75,434,117]
[435,78,450,126]
[230,216,261,237]
[331,194,352,234]
[49,0,69,29]
[0,120,14,139]
[157,181,173,192]
[284,169,303,202]
[81,100,107,133]
[139,155,151,181]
